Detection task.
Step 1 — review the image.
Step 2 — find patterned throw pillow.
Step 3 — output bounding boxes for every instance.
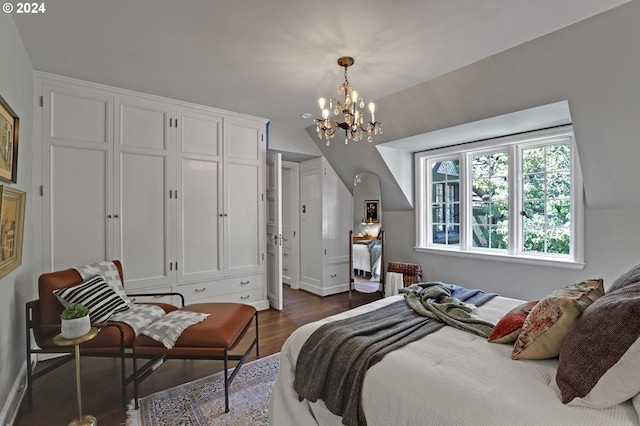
[488,300,538,344]
[512,278,604,360]
[556,281,640,408]
[54,275,131,323]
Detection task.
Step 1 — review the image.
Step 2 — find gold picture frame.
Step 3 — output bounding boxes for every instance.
[0,94,19,183]
[0,186,25,279]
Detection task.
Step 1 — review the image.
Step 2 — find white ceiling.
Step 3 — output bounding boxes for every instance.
[13,0,629,128]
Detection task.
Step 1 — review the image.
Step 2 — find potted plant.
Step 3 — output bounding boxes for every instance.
[60,304,90,339]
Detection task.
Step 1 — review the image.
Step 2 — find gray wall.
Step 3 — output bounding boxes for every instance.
[0,12,35,420]
[315,2,640,299]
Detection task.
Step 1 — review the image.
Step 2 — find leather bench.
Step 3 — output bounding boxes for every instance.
[132,302,258,412]
[26,260,259,413]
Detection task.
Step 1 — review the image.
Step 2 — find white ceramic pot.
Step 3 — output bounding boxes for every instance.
[61,315,91,339]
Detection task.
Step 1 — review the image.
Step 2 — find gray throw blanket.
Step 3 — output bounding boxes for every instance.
[294,285,495,426]
[400,282,496,337]
[367,240,382,279]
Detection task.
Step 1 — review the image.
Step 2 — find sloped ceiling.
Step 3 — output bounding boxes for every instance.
[311,1,640,211]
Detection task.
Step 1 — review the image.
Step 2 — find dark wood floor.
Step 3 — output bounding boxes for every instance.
[15,286,381,426]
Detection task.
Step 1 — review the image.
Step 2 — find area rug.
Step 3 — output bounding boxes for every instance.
[126,353,280,426]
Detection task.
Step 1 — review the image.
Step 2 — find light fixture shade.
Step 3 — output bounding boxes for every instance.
[315,57,382,146]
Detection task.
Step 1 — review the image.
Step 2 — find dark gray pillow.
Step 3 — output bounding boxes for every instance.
[609,264,640,293]
[556,281,640,407]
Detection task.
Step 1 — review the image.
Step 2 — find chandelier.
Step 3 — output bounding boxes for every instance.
[316,57,382,146]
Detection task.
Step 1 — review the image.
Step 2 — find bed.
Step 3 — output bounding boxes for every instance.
[268,277,640,426]
[351,242,381,280]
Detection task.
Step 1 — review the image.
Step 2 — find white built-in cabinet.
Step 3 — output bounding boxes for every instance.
[35,73,268,309]
[299,158,352,296]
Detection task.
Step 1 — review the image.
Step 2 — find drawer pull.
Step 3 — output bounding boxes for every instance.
[240,280,250,285]
[283,253,289,257]
[330,274,337,278]
[283,267,289,271]
[240,295,250,300]
[194,287,206,293]
[130,297,136,302]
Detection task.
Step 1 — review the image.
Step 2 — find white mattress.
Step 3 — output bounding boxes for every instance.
[268,295,638,426]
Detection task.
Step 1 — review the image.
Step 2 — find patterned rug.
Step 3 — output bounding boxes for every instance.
[126,353,280,426]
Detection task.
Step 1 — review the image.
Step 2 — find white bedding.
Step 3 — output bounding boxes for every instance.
[352,243,381,279]
[268,295,639,426]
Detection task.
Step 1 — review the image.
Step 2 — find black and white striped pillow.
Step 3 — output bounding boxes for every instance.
[54,275,131,323]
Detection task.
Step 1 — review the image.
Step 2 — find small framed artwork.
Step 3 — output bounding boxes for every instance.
[365,199,379,223]
[0,94,19,183]
[0,186,26,279]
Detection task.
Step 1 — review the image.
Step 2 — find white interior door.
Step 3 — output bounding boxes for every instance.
[281,161,300,289]
[266,153,283,310]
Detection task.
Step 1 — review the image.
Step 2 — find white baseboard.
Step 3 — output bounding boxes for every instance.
[0,361,27,426]
[299,281,349,296]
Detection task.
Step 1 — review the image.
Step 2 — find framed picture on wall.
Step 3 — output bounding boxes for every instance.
[0,95,19,183]
[0,186,26,279]
[365,199,379,223]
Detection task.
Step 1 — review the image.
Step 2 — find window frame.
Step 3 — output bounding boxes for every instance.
[415,125,584,269]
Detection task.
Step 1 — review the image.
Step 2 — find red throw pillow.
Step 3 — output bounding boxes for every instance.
[488,300,538,344]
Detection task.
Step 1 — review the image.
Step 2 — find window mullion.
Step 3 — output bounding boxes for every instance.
[459,154,470,251]
[416,155,427,248]
[509,144,520,256]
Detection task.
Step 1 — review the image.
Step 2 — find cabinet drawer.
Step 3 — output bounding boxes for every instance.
[282,247,291,259]
[127,286,176,305]
[323,263,349,286]
[178,274,263,303]
[210,288,264,304]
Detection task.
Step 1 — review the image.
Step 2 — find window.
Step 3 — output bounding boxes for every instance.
[415,126,583,267]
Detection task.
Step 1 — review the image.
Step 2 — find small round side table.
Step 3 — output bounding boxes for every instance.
[53,327,100,426]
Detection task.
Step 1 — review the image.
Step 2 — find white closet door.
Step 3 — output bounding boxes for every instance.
[177,108,224,283]
[115,95,173,288]
[42,83,114,271]
[299,167,323,288]
[323,165,352,265]
[266,153,282,310]
[224,118,264,276]
[49,146,111,269]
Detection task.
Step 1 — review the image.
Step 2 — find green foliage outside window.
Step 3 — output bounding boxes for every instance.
[468,143,571,254]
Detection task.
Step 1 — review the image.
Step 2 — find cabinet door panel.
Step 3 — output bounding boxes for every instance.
[179,157,223,281]
[323,170,352,264]
[119,152,170,285]
[49,146,110,269]
[226,161,261,275]
[48,87,110,144]
[180,112,221,156]
[225,119,261,161]
[299,171,322,284]
[119,98,168,150]
[43,82,114,271]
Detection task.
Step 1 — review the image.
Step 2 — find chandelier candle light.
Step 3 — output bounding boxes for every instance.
[316,57,382,146]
